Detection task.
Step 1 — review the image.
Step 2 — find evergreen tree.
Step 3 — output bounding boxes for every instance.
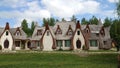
[71,15,77,22]
[103,17,112,27]
[31,21,35,35]
[89,16,99,25]
[21,19,29,35]
[42,17,55,26]
[81,17,89,25]
[110,0,120,51]
[110,19,120,51]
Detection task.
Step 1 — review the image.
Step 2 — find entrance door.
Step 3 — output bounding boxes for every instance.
[4,39,9,48]
[76,39,81,49]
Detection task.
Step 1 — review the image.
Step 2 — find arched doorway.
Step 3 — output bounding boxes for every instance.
[76,39,81,49]
[4,39,9,48]
[27,41,31,48]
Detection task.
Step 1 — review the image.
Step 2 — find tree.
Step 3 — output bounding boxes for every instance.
[89,16,99,25]
[42,17,55,26]
[62,18,66,21]
[110,0,120,51]
[31,21,35,35]
[21,19,29,35]
[110,19,120,51]
[71,15,77,22]
[116,0,120,18]
[103,17,112,27]
[81,17,89,25]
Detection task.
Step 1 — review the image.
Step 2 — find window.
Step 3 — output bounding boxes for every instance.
[15,41,20,47]
[65,40,71,47]
[37,30,42,36]
[90,40,98,47]
[77,31,80,35]
[56,29,62,34]
[86,29,89,33]
[67,29,73,35]
[104,41,107,45]
[16,31,20,36]
[47,31,49,36]
[56,40,62,47]
[96,33,99,36]
[6,31,9,36]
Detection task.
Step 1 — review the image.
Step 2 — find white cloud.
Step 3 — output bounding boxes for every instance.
[108,0,119,3]
[0,0,116,27]
[41,0,100,18]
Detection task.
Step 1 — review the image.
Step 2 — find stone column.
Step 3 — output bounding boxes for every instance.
[62,40,65,50]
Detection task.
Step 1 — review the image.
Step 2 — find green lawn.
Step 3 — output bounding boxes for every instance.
[0,53,117,68]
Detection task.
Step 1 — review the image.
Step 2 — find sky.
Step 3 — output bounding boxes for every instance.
[0,0,118,27]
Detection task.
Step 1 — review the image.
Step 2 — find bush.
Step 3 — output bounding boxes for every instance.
[0,45,2,50]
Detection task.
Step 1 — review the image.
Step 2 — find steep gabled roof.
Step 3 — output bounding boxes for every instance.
[53,21,76,40]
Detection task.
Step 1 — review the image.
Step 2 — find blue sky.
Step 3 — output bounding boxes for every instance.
[0,0,118,27]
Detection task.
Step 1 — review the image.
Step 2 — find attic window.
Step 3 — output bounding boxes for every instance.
[86,28,89,33]
[16,31,21,36]
[37,30,42,36]
[55,25,62,35]
[77,31,80,35]
[6,31,9,36]
[68,29,73,35]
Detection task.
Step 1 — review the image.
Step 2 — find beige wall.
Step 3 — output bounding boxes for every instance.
[73,29,85,50]
[42,30,53,51]
[0,30,13,50]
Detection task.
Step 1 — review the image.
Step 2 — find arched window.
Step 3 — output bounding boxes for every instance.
[77,31,80,35]
[6,31,9,36]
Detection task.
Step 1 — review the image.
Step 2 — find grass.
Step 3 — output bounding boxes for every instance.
[0,53,118,68]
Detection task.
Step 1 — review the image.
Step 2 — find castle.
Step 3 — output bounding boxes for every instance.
[0,20,111,51]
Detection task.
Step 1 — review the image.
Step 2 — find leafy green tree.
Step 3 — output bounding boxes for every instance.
[110,0,120,51]
[103,17,112,27]
[89,16,99,25]
[81,17,89,25]
[110,19,120,51]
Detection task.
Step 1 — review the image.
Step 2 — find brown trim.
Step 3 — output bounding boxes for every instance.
[41,23,56,50]
[14,27,22,36]
[70,21,88,50]
[66,25,73,35]
[100,26,105,36]
[0,22,14,50]
[55,25,62,35]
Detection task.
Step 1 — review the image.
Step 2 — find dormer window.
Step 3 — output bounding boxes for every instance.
[37,30,42,36]
[16,31,21,36]
[6,31,8,36]
[101,30,105,36]
[66,25,73,35]
[55,25,62,35]
[86,28,89,33]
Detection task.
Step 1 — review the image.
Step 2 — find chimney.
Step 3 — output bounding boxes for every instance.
[5,22,10,30]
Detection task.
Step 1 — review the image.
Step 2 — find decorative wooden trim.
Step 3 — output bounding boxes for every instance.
[70,21,88,50]
[14,27,22,36]
[100,26,105,36]
[66,25,73,35]
[41,23,56,50]
[55,25,62,35]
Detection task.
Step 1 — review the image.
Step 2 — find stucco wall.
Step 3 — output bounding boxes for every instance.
[0,30,13,50]
[73,29,85,50]
[42,30,53,51]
